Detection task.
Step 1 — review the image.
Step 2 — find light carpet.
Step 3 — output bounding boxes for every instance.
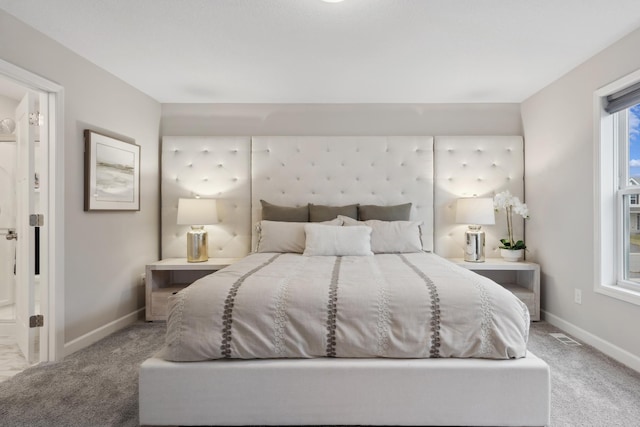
[0,321,639,426]
[527,322,640,426]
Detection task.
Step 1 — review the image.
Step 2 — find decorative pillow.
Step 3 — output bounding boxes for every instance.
[303,224,373,256]
[256,218,342,253]
[358,203,412,221]
[261,200,309,222]
[309,203,358,222]
[339,215,422,254]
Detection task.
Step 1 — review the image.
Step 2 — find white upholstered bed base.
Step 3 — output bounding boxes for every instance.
[139,351,550,426]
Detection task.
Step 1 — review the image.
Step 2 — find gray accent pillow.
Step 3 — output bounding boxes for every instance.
[309,203,358,222]
[261,200,309,222]
[358,203,412,221]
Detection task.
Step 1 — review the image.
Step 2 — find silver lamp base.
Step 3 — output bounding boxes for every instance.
[464,225,486,263]
[186,226,208,263]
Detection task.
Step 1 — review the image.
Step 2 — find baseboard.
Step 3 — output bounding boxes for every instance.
[542,310,640,373]
[0,322,15,337]
[63,308,145,357]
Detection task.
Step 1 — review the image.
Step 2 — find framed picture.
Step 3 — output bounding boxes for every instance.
[84,130,140,211]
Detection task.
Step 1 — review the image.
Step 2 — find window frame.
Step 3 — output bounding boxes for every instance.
[595,69,640,306]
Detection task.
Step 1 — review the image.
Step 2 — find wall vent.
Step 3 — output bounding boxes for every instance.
[549,333,581,346]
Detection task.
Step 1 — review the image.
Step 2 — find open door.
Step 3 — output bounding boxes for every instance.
[14,91,38,364]
[0,143,16,311]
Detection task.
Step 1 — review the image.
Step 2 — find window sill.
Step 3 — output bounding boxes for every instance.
[595,283,640,306]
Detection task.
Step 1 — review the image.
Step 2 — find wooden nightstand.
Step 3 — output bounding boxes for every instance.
[145,257,240,321]
[448,258,541,321]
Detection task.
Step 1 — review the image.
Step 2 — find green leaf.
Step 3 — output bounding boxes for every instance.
[512,240,527,250]
[499,238,527,250]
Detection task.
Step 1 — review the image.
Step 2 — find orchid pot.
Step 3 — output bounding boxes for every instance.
[500,248,524,262]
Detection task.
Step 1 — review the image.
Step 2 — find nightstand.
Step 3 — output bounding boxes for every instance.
[145,257,240,321]
[448,258,540,321]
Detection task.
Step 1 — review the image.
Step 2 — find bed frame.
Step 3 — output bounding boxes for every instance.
[140,353,549,426]
[141,136,550,426]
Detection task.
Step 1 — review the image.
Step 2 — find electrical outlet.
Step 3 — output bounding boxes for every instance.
[574,289,582,305]
[140,273,146,287]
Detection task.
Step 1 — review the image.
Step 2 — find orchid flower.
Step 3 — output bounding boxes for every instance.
[493,191,529,250]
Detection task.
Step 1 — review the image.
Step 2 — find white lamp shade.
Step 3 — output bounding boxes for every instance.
[455,198,495,225]
[177,198,219,225]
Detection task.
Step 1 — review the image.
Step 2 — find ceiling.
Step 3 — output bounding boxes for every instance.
[2,0,640,104]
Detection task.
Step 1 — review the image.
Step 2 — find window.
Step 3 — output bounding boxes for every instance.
[595,71,640,305]
[617,104,640,285]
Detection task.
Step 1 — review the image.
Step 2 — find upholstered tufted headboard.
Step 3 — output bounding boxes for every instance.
[251,136,435,252]
[434,136,524,258]
[161,137,252,258]
[161,135,524,260]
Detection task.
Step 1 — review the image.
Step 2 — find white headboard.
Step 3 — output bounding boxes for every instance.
[251,136,435,252]
[434,136,524,258]
[161,136,252,258]
[160,135,524,260]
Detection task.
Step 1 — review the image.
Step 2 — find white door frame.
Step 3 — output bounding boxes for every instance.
[0,58,64,362]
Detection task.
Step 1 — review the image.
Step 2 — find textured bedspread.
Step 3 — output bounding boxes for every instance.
[161,253,529,361]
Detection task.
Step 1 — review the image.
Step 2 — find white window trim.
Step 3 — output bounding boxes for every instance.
[594,69,640,306]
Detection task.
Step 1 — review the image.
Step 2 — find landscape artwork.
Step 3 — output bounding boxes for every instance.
[84,130,140,211]
[95,142,135,202]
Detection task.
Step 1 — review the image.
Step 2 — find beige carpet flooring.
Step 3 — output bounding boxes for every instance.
[0,320,639,426]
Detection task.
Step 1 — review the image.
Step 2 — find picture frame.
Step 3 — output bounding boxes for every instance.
[84,130,140,211]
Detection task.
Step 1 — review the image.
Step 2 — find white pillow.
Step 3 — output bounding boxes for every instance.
[338,215,423,254]
[256,218,342,253]
[303,224,373,256]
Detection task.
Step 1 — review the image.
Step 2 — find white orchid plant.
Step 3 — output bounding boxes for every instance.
[493,190,529,250]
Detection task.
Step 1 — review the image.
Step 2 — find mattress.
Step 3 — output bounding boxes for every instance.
[161,252,530,361]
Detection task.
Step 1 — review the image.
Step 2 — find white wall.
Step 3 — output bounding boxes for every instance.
[0,11,161,347]
[161,103,523,136]
[522,26,640,365]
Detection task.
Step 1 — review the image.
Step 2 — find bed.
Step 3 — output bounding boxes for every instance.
[140,136,550,426]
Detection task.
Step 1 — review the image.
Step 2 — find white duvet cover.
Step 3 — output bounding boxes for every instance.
[161,253,529,362]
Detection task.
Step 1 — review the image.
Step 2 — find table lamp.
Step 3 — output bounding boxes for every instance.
[455,197,495,262]
[177,198,219,262]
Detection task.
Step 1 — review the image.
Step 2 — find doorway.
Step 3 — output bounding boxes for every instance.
[0,80,45,370]
[0,58,64,367]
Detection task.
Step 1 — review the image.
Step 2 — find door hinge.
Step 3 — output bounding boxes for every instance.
[29,112,44,126]
[29,214,44,227]
[29,314,44,328]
